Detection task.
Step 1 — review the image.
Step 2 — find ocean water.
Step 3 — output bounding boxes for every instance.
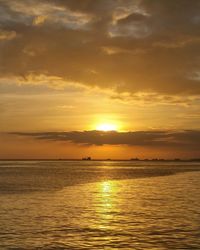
[0,161,200,250]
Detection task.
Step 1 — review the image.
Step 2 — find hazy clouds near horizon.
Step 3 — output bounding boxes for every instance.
[11,130,200,149]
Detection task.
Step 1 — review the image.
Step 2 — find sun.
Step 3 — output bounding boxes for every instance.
[96,123,117,131]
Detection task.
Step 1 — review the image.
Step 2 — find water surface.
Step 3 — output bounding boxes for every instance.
[0,160,200,249]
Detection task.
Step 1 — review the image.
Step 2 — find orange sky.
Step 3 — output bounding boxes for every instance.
[0,0,200,159]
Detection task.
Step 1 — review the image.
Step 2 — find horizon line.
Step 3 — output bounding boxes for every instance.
[0,158,200,162]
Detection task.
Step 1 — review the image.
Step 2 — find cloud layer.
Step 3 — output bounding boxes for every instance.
[11,130,200,149]
[1,0,200,95]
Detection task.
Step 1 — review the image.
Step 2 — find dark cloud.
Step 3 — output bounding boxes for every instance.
[117,13,148,25]
[10,130,200,148]
[0,0,200,95]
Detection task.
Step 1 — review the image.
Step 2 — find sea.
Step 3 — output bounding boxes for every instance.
[0,160,200,250]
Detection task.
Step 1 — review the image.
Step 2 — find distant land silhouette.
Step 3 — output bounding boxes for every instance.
[1,158,200,162]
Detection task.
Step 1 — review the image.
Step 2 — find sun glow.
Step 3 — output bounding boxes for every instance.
[96,123,117,131]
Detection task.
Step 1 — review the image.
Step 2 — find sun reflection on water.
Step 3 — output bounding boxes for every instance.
[101,181,112,193]
[94,180,121,230]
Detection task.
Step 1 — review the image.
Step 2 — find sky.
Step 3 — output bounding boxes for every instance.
[0,0,200,159]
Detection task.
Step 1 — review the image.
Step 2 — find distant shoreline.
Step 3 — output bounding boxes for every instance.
[0,158,200,162]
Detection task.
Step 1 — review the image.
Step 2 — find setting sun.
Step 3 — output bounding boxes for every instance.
[96,123,117,131]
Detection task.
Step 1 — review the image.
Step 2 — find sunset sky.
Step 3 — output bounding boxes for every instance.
[0,0,200,159]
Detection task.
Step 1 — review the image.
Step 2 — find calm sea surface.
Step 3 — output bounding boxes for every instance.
[0,160,200,250]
